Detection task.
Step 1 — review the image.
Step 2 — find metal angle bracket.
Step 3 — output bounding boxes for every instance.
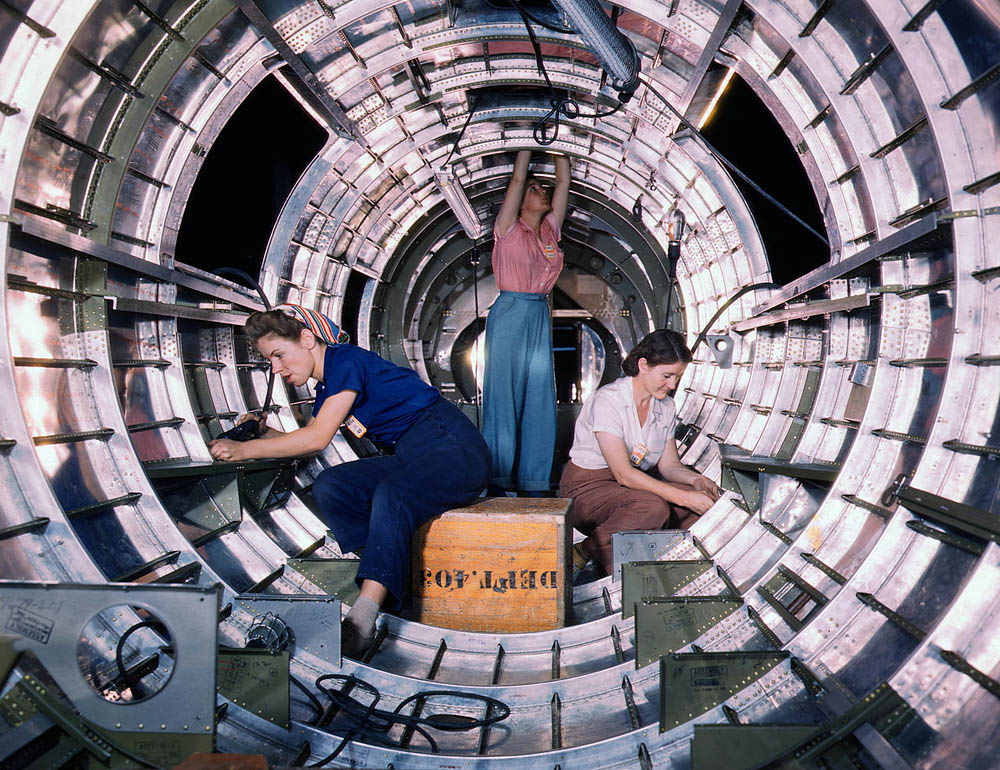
[690,724,821,770]
[621,560,717,619]
[284,559,361,606]
[659,651,789,730]
[217,648,290,728]
[705,334,734,368]
[635,598,744,668]
[612,530,692,580]
[0,582,219,737]
[897,485,999,544]
[227,594,341,667]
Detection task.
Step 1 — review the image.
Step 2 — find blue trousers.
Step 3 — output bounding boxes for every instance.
[482,291,556,492]
[311,397,490,610]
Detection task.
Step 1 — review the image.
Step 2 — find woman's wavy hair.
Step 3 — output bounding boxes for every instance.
[244,310,306,344]
[621,329,692,376]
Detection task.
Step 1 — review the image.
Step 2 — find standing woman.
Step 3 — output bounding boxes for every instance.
[483,149,571,494]
[209,305,491,656]
[559,330,721,576]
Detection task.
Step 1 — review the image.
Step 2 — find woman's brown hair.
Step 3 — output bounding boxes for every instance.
[244,310,306,344]
[621,329,692,376]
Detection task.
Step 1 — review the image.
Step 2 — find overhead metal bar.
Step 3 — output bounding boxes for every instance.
[677,0,744,114]
[235,0,364,142]
[752,214,944,314]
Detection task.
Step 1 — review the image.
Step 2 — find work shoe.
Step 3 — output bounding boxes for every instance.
[340,618,376,659]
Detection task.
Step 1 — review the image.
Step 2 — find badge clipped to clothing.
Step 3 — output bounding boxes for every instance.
[629,443,648,466]
[543,244,556,261]
[345,415,368,438]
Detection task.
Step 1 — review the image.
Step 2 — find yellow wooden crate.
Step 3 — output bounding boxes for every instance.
[411,497,572,632]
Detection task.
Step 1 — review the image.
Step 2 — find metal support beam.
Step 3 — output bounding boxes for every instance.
[235,0,364,143]
[678,0,744,114]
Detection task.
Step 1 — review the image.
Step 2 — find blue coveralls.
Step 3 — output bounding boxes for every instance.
[310,345,491,610]
[482,291,557,492]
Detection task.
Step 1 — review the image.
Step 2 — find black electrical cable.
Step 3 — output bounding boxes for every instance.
[115,618,167,689]
[308,673,512,766]
[443,92,480,167]
[290,675,325,725]
[212,266,276,440]
[638,75,830,249]
[690,282,781,354]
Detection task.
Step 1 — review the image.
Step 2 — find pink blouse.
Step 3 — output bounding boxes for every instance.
[492,212,564,293]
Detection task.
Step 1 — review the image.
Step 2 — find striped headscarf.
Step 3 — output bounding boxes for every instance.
[274,304,349,345]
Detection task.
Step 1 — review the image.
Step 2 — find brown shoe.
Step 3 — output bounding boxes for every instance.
[572,542,591,570]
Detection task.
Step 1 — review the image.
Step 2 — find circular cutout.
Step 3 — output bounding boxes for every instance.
[714,338,730,351]
[77,605,174,704]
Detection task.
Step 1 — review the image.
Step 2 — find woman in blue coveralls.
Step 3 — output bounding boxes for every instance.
[209,304,490,657]
[483,150,571,494]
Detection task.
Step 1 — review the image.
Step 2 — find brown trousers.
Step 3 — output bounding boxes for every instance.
[559,461,698,575]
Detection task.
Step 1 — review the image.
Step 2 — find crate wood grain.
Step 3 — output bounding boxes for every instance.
[411,497,572,632]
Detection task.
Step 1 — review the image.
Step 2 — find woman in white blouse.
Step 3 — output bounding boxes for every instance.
[559,330,721,575]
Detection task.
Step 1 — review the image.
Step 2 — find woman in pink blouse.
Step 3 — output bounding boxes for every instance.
[483,150,571,494]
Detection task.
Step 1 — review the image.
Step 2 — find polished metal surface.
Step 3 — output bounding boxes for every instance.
[1,0,999,767]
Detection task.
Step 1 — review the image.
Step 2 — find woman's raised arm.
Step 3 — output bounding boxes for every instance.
[550,154,571,230]
[495,150,532,237]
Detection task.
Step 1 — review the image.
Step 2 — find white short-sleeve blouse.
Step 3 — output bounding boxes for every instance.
[568,377,677,471]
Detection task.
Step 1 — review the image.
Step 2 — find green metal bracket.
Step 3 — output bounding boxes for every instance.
[217,649,290,729]
[720,463,760,512]
[0,635,19,685]
[897,485,999,543]
[691,724,821,770]
[752,682,913,768]
[285,558,361,605]
[659,651,789,730]
[154,472,242,531]
[636,599,744,668]
[621,561,716,619]
[1,673,213,767]
[240,464,294,517]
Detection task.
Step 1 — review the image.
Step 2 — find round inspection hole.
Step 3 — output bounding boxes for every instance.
[713,338,730,351]
[77,605,175,704]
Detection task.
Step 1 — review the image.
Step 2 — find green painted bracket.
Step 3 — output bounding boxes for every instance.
[0,635,19,686]
[659,651,789,730]
[691,724,821,770]
[285,558,361,605]
[621,561,716,619]
[634,598,743,668]
[217,649,290,729]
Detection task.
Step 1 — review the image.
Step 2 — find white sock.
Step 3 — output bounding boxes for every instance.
[345,596,380,637]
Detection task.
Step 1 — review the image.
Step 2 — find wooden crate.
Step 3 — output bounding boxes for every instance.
[411,497,572,632]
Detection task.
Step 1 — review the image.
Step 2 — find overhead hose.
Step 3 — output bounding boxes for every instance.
[212,267,275,438]
[509,0,625,145]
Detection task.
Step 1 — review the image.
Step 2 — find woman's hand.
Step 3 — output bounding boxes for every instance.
[691,475,721,501]
[209,438,249,462]
[683,489,717,516]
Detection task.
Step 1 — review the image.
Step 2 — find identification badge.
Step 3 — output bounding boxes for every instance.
[543,244,556,261]
[629,443,648,466]
[345,415,367,438]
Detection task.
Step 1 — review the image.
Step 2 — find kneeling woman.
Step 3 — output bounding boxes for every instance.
[559,330,721,576]
[209,305,491,656]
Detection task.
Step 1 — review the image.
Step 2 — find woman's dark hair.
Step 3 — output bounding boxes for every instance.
[244,310,306,344]
[621,329,692,376]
